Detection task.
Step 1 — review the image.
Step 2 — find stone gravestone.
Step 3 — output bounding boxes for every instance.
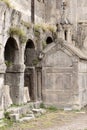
[3,85,13,109]
[24,87,30,103]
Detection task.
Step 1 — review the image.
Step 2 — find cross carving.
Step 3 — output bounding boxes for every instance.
[61,2,67,11]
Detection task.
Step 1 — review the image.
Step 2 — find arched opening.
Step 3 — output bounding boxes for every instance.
[24,39,35,66]
[46,37,53,44]
[24,39,36,102]
[4,37,19,65]
[26,39,35,49]
[4,37,20,105]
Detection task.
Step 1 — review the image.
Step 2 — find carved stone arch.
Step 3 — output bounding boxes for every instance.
[24,39,35,51]
[4,37,19,65]
[24,39,37,101]
[24,34,36,49]
[4,34,20,48]
[4,37,22,105]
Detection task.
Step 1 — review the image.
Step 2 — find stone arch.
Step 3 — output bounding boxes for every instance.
[4,37,22,105]
[24,39,37,102]
[26,39,35,49]
[4,37,19,65]
[24,39,36,66]
[46,36,53,44]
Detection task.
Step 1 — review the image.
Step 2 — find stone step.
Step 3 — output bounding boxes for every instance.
[18,114,35,122]
[32,108,46,117]
[0,123,6,128]
[7,102,35,116]
[19,116,35,122]
[9,113,35,122]
[32,108,46,114]
[0,120,7,127]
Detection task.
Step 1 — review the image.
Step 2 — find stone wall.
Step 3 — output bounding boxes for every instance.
[45,0,57,23]
[78,61,87,108]
[0,0,87,113]
[35,0,45,23]
[42,43,79,109]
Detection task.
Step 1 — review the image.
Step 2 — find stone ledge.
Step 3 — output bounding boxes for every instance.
[6,64,25,73]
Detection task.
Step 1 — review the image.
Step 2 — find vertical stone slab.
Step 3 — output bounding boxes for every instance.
[32,67,38,101]
[37,68,42,101]
[24,87,30,103]
[5,64,25,105]
[3,85,13,109]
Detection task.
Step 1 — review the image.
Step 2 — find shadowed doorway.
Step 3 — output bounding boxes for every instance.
[24,39,36,101]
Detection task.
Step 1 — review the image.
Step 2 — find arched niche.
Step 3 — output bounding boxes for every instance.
[4,37,21,105]
[46,36,53,44]
[4,37,19,65]
[24,39,36,101]
[24,39,36,66]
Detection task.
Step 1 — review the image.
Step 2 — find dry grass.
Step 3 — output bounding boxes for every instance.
[1,110,83,130]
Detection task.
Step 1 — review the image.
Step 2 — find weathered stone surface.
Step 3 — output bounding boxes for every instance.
[24,87,30,103]
[32,108,46,114]
[19,116,35,122]
[0,111,4,119]
[0,0,87,121]
[42,41,87,109]
[0,120,6,128]
[3,85,13,109]
[10,114,19,121]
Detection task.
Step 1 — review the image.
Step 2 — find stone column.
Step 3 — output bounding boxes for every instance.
[32,67,38,101]
[37,67,42,101]
[25,67,38,102]
[5,64,25,105]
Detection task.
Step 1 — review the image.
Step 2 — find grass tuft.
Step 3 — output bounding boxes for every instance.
[21,20,32,29]
[47,106,58,112]
[8,27,27,43]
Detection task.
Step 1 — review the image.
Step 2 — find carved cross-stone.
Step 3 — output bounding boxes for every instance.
[61,2,67,11]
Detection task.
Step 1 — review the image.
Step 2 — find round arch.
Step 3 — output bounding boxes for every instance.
[25,39,35,49]
[24,39,36,101]
[4,37,19,65]
[24,39,35,66]
[46,36,53,44]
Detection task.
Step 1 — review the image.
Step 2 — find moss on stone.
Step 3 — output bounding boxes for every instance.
[8,27,27,43]
[21,20,32,29]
